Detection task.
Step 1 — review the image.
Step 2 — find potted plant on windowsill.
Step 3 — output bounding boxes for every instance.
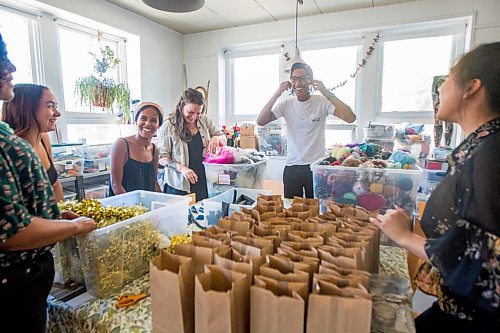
[75,45,131,123]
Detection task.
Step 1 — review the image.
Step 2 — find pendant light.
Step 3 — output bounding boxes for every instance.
[142,0,205,13]
[284,0,304,72]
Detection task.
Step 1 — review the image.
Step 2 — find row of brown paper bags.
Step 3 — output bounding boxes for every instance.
[150,246,372,333]
[214,215,380,274]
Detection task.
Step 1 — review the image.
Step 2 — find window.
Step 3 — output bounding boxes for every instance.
[302,45,359,123]
[380,35,455,113]
[58,23,125,113]
[0,7,38,84]
[225,49,280,123]
[232,54,279,117]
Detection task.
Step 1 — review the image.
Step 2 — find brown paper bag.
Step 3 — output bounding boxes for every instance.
[250,275,306,333]
[317,247,358,270]
[230,247,265,271]
[217,217,251,235]
[329,232,375,272]
[307,279,372,333]
[193,227,231,245]
[247,231,284,254]
[313,272,368,290]
[232,236,273,256]
[259,260,309,301]
[318,244,366,271]
[275,250,320,275]
[195,265,250,333]
[174,243,229,274]
[192,234,224,248]
[299,221,336,238]
[279,241,319,258]
[214,250,254,285]
[258,194,282,202]
[319,261,371,289]
[287,230,325,247]
[150,250,195,333]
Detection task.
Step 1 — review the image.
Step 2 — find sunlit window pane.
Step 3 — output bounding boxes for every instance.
[381,36,453,112]
[67,123,123,144]
[59,26,120,113]
[233,54,279,116]
[0,9,34,84]
[302,45,359,123]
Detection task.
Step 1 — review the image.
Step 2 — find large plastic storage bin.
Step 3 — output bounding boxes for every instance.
[76,191,190,298]
[419,169,446,195]
[311,159,423,217]
[52,143,83,178]
[203,159,267,198]
[203,188,272,225]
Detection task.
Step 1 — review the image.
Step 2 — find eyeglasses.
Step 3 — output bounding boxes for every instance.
[290,75,310,83]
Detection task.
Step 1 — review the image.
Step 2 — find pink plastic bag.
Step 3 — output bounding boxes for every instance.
[204,146,237,164]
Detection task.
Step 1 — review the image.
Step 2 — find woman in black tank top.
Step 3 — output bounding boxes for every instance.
[1,84,64,201]
[110,102,163,195]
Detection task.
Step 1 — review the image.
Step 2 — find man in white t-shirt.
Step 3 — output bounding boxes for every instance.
[257,62,356,198]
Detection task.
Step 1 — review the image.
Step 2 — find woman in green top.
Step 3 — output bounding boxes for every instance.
[0,34,96,333]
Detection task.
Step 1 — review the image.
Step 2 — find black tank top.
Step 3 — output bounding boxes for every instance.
[109,138,156,195]
[188,131,208,200]
[41,140,58,185]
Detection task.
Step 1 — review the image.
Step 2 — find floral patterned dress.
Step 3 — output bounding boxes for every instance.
[416,117,500,321]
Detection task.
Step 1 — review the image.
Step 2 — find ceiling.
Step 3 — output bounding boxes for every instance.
[104,0,418,35]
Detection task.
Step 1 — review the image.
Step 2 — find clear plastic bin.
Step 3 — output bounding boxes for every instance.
[83,158,110,173]
[203,159,267,198]
[76,191,190,298]
[419,169,446,195]
[203,188,271,225]
[81,144,112,160]
[311,159,423,217]
[364,138,395,152]
[363,125,394,139]
[84,185,108,199]
[52,143,84,178]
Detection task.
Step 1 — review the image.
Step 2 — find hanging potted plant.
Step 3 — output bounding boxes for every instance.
[74,45,131,122]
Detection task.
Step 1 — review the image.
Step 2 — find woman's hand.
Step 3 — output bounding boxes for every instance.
[180,166,199,184]
[71,216,97,236]
[369,206,413,247]
[60,210,80,220]
[208,136,224,154]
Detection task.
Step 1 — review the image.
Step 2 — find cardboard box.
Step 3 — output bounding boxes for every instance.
[240,124,255,136]
[239,135,258,149]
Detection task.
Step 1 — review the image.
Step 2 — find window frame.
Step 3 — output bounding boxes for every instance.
[56,19,128,116]
[0,4,43,84]
[221,16,471,145]
[224,45,282,124]
[374,18,468,123]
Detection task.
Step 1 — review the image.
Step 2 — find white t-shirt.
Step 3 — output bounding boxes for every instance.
[272,95,335,166]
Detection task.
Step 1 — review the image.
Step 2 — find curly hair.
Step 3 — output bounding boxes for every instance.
[1,84,48,136]
[168,88,205,142]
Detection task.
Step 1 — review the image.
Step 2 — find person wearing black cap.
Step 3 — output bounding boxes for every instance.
[257,62,356,198]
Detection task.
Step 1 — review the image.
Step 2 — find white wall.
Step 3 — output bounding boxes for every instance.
[183,0,500,126]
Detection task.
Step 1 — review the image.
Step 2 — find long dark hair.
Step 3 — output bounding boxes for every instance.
[1,83,48,136]
[168,88,205,142]
[452,42,500,115]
